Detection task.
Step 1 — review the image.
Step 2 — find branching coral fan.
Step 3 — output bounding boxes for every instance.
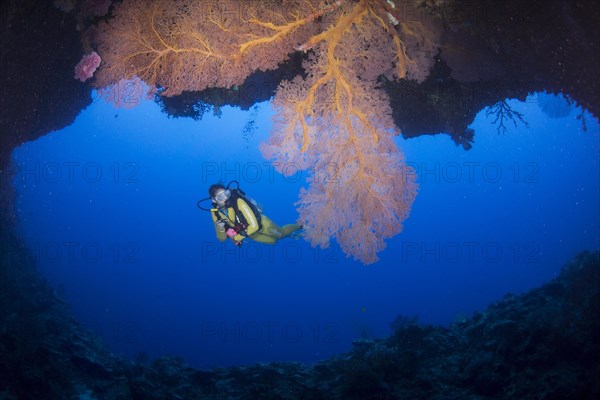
[93,0,440,264]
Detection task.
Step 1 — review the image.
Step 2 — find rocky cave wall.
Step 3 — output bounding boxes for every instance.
[0,1,599,398]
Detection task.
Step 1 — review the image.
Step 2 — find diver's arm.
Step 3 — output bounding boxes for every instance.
[210,209,227,242]
[233,198,260,241]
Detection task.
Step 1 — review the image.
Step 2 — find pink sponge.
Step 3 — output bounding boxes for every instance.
[74,51,101,82]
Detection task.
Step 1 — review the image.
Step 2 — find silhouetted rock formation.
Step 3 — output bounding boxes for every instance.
[1,1,599,398]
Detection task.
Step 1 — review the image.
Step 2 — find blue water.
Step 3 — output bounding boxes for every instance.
[10,92,600,369]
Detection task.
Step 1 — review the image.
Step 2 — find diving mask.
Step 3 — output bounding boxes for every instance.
[215,189,231,204]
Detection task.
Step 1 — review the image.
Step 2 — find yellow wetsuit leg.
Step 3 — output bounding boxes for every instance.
[248,215,302,244]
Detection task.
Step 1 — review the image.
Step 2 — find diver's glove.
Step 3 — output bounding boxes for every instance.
[226,228,237,238]
[216,220,226,232]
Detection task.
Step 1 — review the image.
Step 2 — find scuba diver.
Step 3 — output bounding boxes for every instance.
[198,181,302,247]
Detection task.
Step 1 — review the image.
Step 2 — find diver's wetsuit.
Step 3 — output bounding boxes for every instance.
[211,197,301,244]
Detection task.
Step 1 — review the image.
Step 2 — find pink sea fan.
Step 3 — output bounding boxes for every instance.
[74,51,101,82]
[96,76,157,109]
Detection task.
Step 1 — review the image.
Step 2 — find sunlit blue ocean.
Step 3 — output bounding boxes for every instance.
[10,92,599,369]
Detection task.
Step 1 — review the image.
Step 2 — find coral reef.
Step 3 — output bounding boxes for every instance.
[1,0,599,262]
[92,0,436,263]
[1,2,599,395]
[2,228,598,399]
